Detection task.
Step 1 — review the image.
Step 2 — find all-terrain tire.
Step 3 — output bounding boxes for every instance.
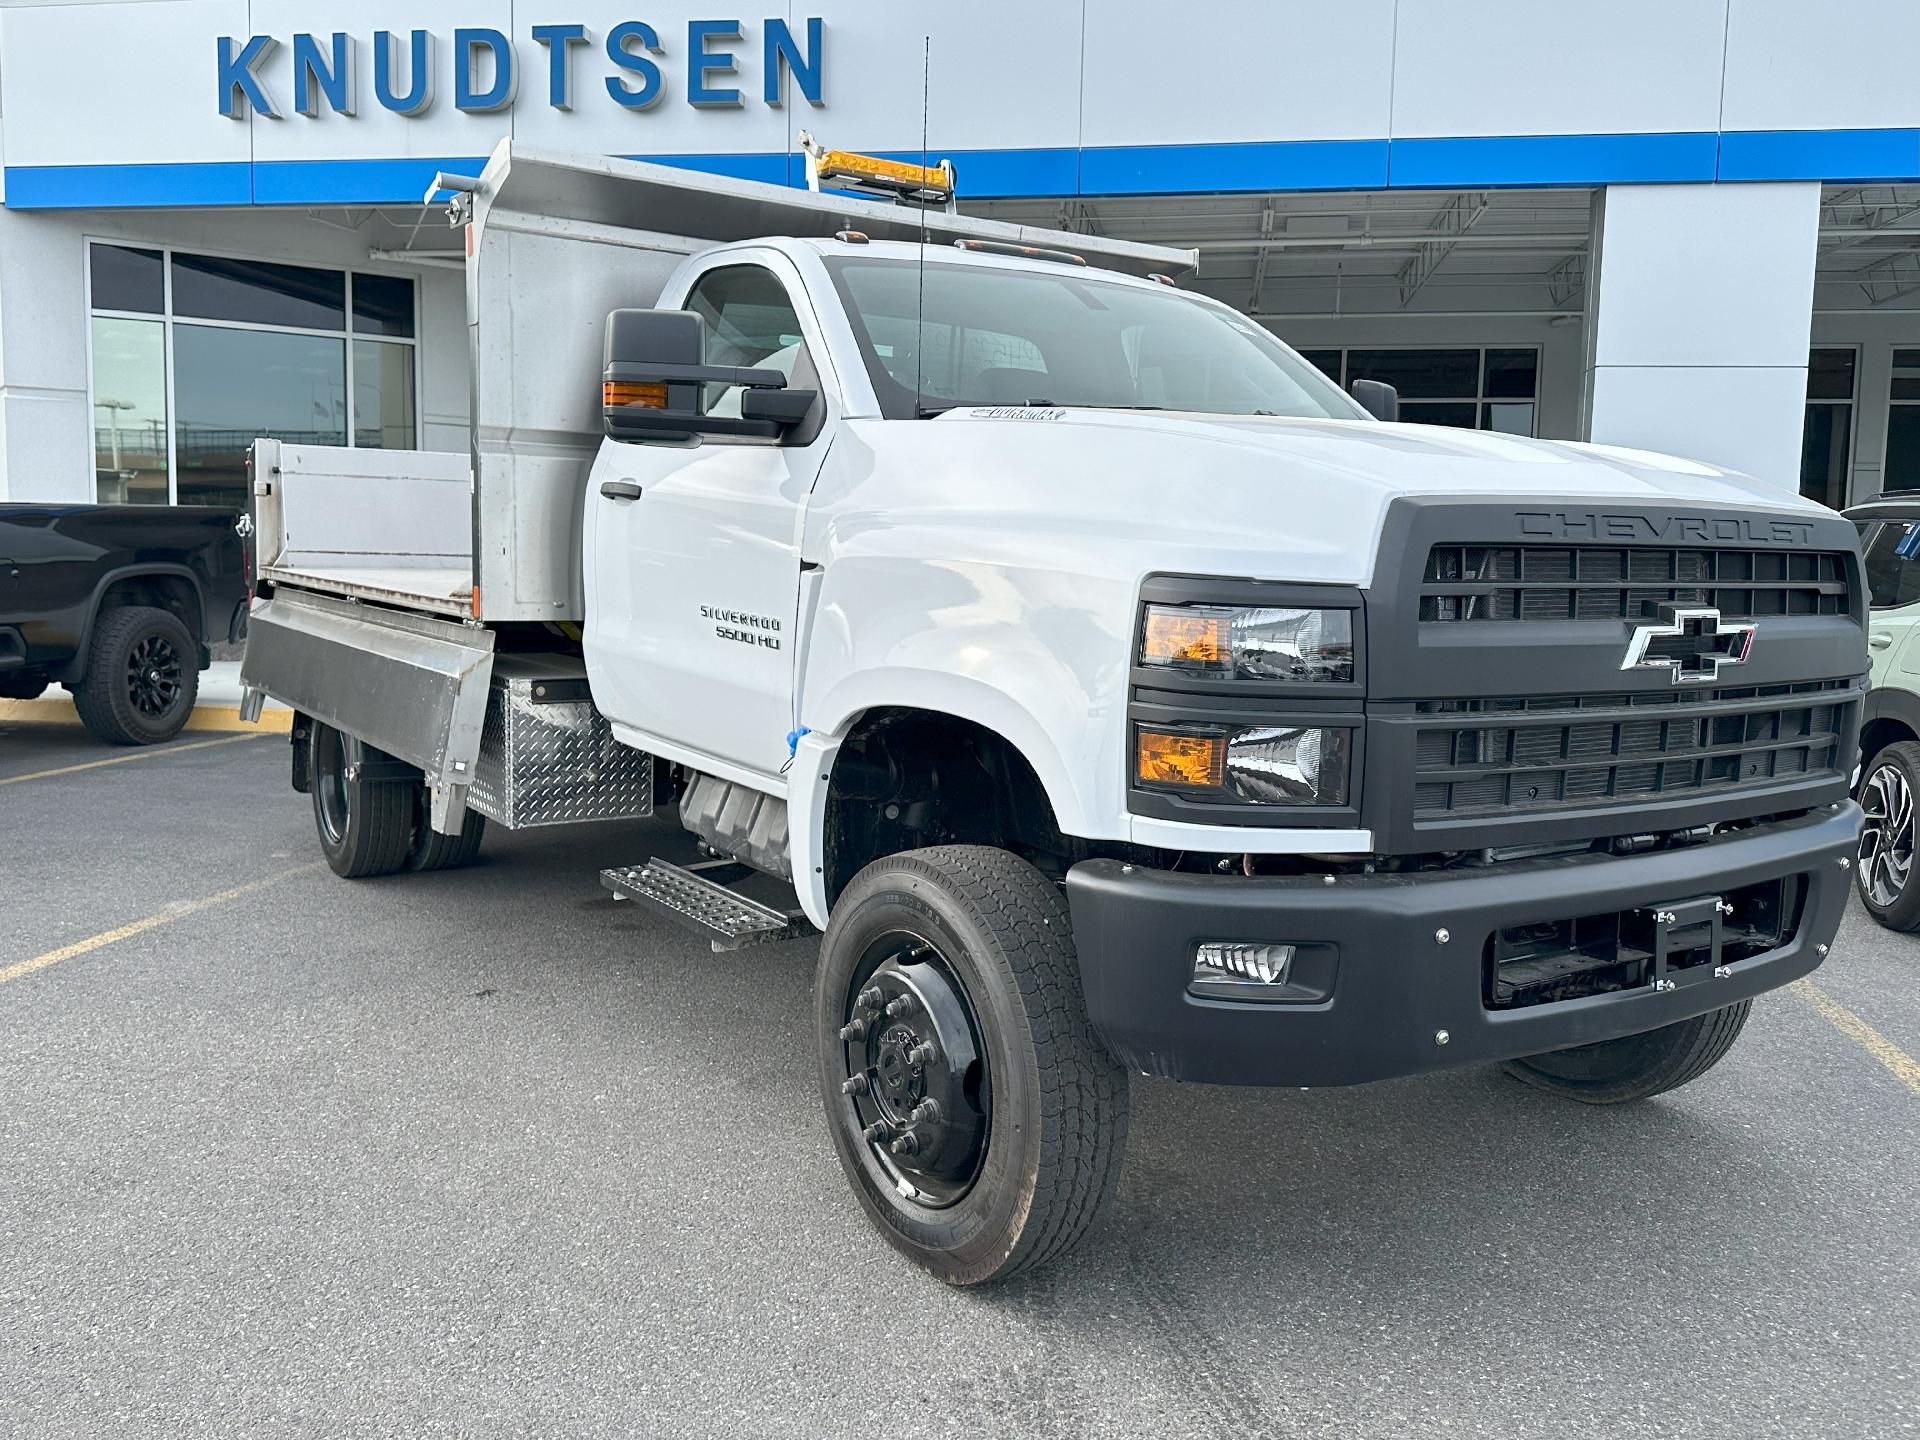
[71,606,198,745]
[815,845,1129,1286]
[309,722,415,878]
[1856,740,1920,931]
[1502,1000,1752,1104]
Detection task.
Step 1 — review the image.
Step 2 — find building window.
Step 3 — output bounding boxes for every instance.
[1885,349,1920,497]
[87,242,418,508]
[1295,347,1539,435]
[1800,347,1857,510]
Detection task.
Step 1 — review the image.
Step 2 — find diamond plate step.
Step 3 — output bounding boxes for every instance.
[601,858,817,951]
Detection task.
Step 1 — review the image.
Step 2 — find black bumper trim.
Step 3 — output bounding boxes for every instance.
[1065,804,1858,1088]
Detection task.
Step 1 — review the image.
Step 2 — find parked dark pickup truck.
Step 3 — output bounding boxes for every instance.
[0,504,250,744]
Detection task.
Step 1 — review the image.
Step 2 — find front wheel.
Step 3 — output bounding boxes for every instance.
[815,846,1129,1286]
[1502,1001,1752,1104]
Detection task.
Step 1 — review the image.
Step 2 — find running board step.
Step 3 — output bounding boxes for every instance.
[601,858,817,951]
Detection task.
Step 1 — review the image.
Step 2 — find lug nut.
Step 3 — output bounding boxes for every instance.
[863,1121,890,1144]
[885,996,916,1019]
[888,1133,920,1156]
[838,1018,869,1042]
[857,987,883,1010]
[841,1074,869,1096]
[907,1043,936,1068]
[1838,856,1852,872]
[911,1099,942,1123]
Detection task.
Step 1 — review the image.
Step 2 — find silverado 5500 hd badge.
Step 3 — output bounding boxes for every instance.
[701,605,782,650]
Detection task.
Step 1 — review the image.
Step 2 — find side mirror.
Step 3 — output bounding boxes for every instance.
[602,308,813,443]
[1350,378,1399,423]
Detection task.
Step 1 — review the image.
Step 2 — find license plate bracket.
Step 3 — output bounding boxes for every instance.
[1624,893,1730,991]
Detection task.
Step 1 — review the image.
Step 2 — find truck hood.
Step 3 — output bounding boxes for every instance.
[827,409,1825,588]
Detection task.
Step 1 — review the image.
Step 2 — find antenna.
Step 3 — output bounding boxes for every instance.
[914,35,930,419]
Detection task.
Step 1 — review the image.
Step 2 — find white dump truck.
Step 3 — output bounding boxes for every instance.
[242,139,1867,1285]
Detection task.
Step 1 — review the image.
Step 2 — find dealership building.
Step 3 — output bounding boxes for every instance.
[1,1,1918,515]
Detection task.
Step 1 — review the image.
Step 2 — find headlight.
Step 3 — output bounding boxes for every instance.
[1140,604,1354,684]
[1135,724,1352,806]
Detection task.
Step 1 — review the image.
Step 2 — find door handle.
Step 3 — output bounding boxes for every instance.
[599,480,643,501]
[1872,633,1894,650]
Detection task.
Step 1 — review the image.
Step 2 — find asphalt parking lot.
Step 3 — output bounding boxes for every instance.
[2,719,1916,1439]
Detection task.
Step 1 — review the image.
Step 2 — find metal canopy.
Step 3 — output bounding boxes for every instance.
[464,141,1199,278]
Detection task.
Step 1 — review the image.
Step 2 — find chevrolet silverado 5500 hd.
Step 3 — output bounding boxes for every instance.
[240,141,1868,1285]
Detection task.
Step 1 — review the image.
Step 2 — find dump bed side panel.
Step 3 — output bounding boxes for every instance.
[466,219,685,622]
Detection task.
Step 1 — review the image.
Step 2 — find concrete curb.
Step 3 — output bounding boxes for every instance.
[0,697,292,735]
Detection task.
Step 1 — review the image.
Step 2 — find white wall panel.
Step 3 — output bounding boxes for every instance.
[1080,0,1395,147]
[0,392,93,503]
[1390,0,1728,138]
[0,1,254,168]
[1592,183,1820,369]
[1587,366,1810,491]
[797,0,1082,155]
[1721,0,1920,132]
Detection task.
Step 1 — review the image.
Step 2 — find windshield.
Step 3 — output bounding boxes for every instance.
[822,256,1365,422]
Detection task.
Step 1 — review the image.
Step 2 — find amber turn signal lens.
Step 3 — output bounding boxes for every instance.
[1141,606,1229,667]
[1135,729,1226,789]
[604,380,668,409]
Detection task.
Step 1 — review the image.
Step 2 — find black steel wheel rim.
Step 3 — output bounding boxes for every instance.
[125,633,183,718]
[1860,762,1913,908]
[314,729,352,847]
[836,929,991,1208]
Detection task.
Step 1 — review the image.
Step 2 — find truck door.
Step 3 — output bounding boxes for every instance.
[585,259,831,780]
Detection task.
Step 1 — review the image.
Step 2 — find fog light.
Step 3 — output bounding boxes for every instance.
[1192,942,1296,992]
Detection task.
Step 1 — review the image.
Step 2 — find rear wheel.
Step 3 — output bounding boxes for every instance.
[1502,1001,1752,1104]
[407,790,486,871]
[309,722,414,878]
[1857,740,1920,931]
[815,845,1128,1286]
[71,606,198,745]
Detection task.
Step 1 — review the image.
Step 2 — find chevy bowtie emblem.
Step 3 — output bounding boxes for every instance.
[1621,605,1756,684]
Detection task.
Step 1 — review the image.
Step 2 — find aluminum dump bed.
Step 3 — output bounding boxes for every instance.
[250,138,1198,626]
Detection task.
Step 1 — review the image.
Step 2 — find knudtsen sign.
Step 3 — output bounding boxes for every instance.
[216,19,826,119]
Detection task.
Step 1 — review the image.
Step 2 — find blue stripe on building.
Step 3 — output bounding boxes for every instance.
[10,128,1920,209]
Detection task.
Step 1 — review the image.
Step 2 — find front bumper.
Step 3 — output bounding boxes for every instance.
[1065,803,1859,1087]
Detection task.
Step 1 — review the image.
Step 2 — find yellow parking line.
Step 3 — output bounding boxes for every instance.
[0,732,265,787]
[0,862,325,988]
[0,698,292,734]
[1793,978,1920,1098]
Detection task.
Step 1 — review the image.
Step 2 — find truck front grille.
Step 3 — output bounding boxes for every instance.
[1419,544,1851,623]
[1412,681,1853,818]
